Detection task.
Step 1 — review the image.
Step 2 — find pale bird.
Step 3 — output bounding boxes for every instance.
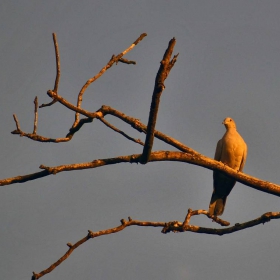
[209,117,247,216]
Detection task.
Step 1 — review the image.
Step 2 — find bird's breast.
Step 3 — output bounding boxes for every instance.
[220,133,245,170]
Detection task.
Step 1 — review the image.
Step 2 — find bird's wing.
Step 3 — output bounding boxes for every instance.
[239,142,247,172]
[214,138,223,161]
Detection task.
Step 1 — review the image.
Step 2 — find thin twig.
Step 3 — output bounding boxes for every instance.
[140,38,178,164]
[39,33,60,108]
[33,96,38,134]
[52,33,60,92]
[182,209,230,228]
[12,114,21,132]
[31,211,280,279]
[99,117,144,145]
[11,130,71,143]
[39,98,57,108]
[117,57,136,65]
[73,33,147,128]
[100,105,198,155]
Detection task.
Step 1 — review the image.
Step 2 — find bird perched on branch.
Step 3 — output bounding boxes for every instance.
[209,117,247,216]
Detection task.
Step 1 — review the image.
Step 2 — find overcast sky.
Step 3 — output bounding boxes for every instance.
[1,1,280,279]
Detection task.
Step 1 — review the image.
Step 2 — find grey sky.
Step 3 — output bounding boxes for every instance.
[1,1,280,279]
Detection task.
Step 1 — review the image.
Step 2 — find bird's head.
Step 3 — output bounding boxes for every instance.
[223,117,236,129]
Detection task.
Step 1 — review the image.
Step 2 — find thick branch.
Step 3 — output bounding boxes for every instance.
[141,38,178,164]
[8,97,280,197]
[31,210,280,279]
[1,151,280,198]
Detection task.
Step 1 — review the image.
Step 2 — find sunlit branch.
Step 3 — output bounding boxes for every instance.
[52,33,60,93]
[141,37,178,164]
[182,208,230,227]
[31,210,280,279]
[12,114,21,133]
[33,96,38,134]
[73,33,147,128]
[1,151,280,198]
[10,130,71,143]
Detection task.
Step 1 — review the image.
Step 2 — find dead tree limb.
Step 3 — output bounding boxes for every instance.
[73,33,147,128]
[4,32,280,280]
[33,96,38,134]
[31,210,280,279]
[99,117,144,145]
[39,33,60,108]
[1,151,280,198]
[141,38,178,164]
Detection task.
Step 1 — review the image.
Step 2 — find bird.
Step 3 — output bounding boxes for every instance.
[209,117,247,216]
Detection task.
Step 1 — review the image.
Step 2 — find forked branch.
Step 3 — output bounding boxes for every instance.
[31,210,280,279]
[73,33,147,128]
[1,150,280,199]
[5,33,280,280]
[12,33,147,143]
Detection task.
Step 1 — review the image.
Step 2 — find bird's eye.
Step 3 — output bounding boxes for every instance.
[230,119,232,121]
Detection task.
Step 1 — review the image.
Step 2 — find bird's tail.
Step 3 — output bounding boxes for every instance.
[209,192,227,216]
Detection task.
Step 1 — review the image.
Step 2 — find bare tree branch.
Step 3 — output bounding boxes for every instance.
[52,33,60,93]
[31,210,280,279]
[39,33,60,108]
[12,114,21,134]
[10,130,71,143]
[4,33,280,280]
[182,208,230,227]
[18,84,199,155]
[99,117,144,145]
[141,38,178,164]
[12,89,200,153]
[1,151,280,199]
[9,82,280,198]
[33,96,38,134]
[73,33,147,128]
[100,105,198,154]
[162,210,280,234]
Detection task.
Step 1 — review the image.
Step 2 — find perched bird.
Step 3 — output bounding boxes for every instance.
[209,117,247,216]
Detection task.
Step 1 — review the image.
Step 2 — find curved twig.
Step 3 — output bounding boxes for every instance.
[39,33,60,108]
[73,33,147,128]
[99,117,144,145]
